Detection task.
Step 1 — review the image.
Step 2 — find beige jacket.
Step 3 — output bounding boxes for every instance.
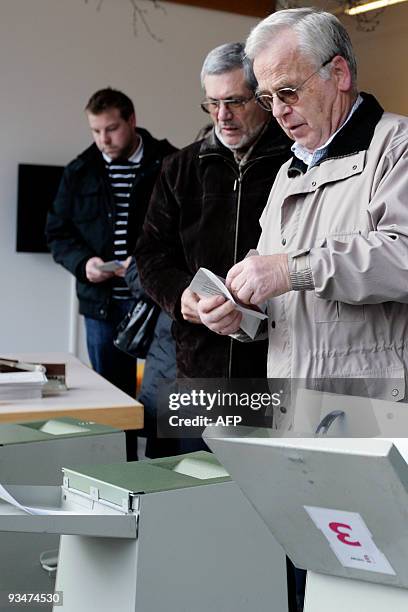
[258,94,408,412]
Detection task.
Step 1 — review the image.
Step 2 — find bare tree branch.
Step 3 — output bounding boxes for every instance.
[84,0,165,42]
[129,0,166,42]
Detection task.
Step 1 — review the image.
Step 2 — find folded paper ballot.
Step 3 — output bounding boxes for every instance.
[189,267,267,339]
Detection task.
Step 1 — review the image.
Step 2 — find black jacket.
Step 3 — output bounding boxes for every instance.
[46,128,176,319]
[135,120,292,378]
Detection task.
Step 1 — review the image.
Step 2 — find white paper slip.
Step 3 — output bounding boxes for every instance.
[304,505,395,575]
[189,267,267,339]
[0,483,76,515]
[97,260,124,272]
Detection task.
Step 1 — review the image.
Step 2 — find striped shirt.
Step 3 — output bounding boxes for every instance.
[103,139,144,299]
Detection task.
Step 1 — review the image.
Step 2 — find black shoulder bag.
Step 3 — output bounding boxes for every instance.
[114,298,160,359]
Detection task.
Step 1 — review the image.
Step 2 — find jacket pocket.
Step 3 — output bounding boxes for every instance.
[314,297,365,323]
[312,349,406,402]
[73,191,100,222]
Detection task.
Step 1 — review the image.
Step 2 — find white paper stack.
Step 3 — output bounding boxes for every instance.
[0,371,47,400]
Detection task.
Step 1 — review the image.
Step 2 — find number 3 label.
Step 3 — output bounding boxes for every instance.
[328,522,361,547]
[304,506,396,575]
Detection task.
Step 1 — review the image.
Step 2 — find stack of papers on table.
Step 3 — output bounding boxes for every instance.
[0,371,47,400]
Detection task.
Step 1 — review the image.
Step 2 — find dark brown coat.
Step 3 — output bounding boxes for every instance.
[135,121,291,378]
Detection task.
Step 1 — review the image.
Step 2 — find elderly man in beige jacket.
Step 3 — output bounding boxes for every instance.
[198,8,408,424]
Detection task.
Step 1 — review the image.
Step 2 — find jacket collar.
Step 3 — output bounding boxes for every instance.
[287,93,384,177]
[199,118,292,162]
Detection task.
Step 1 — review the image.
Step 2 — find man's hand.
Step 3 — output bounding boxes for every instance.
[85,257,114,283]
[197,295,242,335]
[114,256,132,278]
[226,254,291,305]
[181,288,202,324]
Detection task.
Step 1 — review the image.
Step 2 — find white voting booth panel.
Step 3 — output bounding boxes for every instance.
[0,419,126,612]
[292,388,408,437]
[204,429,408,612]
[0,452,288,612]
[305,571,408,612]
[56,485,287,612]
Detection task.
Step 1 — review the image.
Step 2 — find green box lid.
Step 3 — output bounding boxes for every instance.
[63,451,231,508]
[0,418,120,445]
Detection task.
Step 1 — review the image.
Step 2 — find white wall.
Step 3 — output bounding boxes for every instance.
[0,0,258,357]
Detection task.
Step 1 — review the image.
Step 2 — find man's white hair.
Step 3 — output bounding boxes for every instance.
[245,7,357,88]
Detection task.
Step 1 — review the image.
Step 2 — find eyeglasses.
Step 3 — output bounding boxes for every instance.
[200,96,254,114]
[255,57,335,112]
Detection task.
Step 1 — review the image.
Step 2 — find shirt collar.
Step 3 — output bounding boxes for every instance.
[102,135,144,164]
[291,94,363,168]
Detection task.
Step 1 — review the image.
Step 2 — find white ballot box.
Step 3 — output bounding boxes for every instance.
[0,418,126,611]
[0,452,288,612]
[204,428,408,612]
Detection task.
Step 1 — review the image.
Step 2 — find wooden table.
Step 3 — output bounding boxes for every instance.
[0,352,143,430]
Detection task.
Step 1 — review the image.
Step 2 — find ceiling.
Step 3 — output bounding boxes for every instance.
[166,0,276,18]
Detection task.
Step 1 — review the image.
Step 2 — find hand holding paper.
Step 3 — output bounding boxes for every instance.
[86,257,115,283]
[189,267,267,339]
[180,288,202,324]
[197,295,243,335]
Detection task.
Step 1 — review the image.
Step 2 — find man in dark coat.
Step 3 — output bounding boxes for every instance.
[135,43,291,454]
[46,88,175,408]
[136,43,291,382]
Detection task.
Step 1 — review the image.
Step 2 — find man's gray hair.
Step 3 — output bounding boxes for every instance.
[245,8,357,88]
[200,42,258,92]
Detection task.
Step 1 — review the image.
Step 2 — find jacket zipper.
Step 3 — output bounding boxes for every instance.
[200,152,270,379]
[228,169,244,378]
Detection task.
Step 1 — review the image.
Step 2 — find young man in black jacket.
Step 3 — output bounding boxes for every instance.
[46,88,176,403]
